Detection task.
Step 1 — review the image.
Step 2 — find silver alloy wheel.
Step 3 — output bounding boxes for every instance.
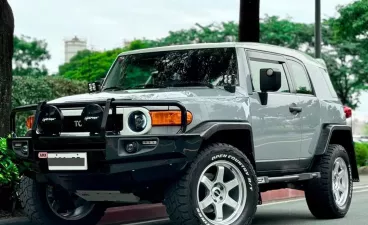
[46,186,95,220]
[332,157,349,208]
[197,160,247,225]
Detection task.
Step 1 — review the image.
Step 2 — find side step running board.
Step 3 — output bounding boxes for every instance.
[257,172,321,185]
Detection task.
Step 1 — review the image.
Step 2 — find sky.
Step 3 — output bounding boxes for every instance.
[8,0,368,115]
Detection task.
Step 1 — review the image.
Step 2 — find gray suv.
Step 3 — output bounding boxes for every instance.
[7,43,359,225]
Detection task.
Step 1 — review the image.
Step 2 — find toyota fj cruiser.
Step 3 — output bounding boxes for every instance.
[7,43,359,225]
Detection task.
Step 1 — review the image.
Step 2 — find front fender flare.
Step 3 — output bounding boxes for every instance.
[187,121,255,168]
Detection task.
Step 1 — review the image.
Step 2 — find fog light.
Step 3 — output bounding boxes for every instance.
[125,141,138,153]
[12,141,29,157]
[21,145,29,155]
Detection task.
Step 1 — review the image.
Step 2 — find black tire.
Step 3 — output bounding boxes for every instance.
[163,143,258,225]
[19,176,106,225]
[305,144,353,219]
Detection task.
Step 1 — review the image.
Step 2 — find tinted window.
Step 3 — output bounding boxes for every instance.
[249,60,290,93]
[102,48,238,91]
[288,60,313,95]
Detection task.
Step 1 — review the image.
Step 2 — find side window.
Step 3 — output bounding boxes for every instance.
[287,60,313,95]
[249,59,290,93]
[320,68,338,98]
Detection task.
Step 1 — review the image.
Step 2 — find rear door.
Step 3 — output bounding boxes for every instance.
[246,50,302,173]
[285,57,321,169]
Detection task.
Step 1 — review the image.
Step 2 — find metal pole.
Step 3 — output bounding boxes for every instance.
[315,0,321,58]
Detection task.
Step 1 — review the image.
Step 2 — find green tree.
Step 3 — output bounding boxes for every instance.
[0,0,14,137]
[13,35,50,76]
[260,16,313,49]
[58,48,123,82]
[12,76,88,135]
[321,42,364,109]
[332,0,368,47]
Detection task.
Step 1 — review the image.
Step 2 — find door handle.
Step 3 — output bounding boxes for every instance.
[289,104,302,113]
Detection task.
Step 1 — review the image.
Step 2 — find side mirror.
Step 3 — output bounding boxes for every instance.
[260,68,281,92]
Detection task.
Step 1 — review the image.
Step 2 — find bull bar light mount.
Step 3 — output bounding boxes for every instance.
[10,98,189,140]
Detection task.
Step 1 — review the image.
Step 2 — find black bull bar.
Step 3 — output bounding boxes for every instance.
[10,98,189,138]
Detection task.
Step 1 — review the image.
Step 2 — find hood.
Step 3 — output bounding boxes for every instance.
[48,88,235,104]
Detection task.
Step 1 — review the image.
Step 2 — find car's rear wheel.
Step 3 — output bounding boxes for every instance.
[164,143,258,225]
[19,176,106,225]
[305,144,353,219]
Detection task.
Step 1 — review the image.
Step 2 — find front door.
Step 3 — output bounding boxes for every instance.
[246,50,302,173]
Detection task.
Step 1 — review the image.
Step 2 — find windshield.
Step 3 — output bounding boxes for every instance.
[101,47,238,91]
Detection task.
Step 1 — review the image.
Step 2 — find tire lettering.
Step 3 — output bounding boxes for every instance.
[196,208,210,225]
[212,154,228,161]
[348,164,353,199]
[211,154,254,191]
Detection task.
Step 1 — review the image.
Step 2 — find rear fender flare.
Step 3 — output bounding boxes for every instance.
[314,124,359,182]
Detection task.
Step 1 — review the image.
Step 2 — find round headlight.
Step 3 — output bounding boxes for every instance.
[81,104,104,133]
[37,105,63,135]
[128,111,148,132]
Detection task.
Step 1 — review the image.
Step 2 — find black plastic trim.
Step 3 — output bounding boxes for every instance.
[257,172,321,184]
[189,121,256,169]
[198,122,252,140]
[314,124,359,182]
[315,124,351,155]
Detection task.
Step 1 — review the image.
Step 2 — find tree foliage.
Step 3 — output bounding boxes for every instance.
[58,49,123,82]
[12,76,88,135]
[13,35,50,76]
[332,0,368,45]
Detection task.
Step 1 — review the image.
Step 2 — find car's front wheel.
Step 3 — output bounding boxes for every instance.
[19,176,106,225]
[164,143,258,225]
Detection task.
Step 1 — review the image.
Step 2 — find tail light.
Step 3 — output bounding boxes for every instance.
[344,106,352,119]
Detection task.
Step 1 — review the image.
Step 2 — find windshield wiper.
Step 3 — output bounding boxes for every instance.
[170,82,214,88]
[125,84,167,89]
[102,86,125,91]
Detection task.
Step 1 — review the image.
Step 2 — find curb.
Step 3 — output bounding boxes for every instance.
[98,204,167,225]
[261,188,304,202]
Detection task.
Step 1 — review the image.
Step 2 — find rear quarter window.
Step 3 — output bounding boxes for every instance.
[304,64,338,99]
[319,68,338,98]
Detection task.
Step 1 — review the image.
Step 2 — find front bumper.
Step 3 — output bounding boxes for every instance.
[7,99,203,190]
[7,134,202,173]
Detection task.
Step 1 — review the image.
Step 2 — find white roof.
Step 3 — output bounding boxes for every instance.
[118,42,326,68]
